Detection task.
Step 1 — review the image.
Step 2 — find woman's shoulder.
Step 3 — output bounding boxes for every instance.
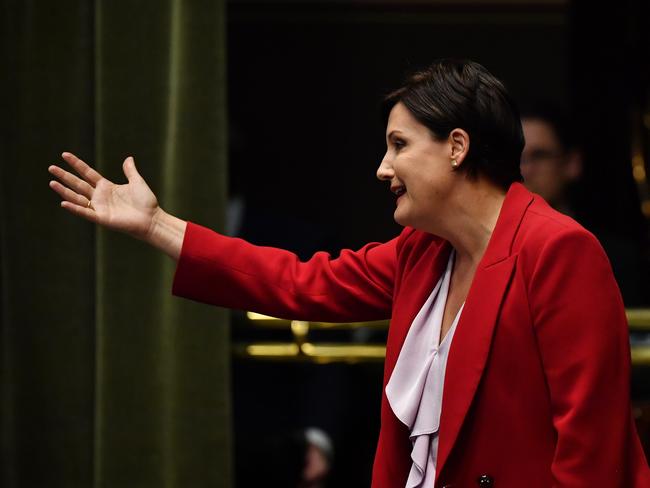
[522,196,596,239]
[524,196,584,232]
[514,195,609,268]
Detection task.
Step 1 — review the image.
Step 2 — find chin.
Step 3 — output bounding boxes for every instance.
[394,209,432,233]
[393,210,410,228]
[394,200,425,229]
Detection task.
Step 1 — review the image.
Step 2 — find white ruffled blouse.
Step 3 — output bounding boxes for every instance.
[385,249,464,488]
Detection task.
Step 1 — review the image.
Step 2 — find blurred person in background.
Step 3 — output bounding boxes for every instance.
[235,427,332,487]
[519,104,583,218]
[521,103,649,306]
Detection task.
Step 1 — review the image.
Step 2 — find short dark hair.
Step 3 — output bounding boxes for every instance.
[519,102,577,151]
[382,59,524,191]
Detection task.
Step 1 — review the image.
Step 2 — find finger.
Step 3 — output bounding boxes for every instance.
[48,165,95,199]
[122,156,142,183]
[49,180,91,207]
[60,200,100,224]
[61,152,104,186]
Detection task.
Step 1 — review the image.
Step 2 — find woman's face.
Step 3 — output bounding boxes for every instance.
[377,102,457,229]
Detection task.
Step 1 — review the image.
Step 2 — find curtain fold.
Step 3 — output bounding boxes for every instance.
[1,1,231,486]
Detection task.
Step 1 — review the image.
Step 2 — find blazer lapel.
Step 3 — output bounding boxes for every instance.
[384,241,452,378]
[435,182,534,479]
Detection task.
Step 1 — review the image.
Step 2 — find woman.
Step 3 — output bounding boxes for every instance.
[49,59,650,487]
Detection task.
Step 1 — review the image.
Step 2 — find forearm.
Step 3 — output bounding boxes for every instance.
[172,222,397,321]
[144,208,187,260]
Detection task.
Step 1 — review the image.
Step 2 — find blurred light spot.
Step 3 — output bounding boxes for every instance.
[246,343,300,356]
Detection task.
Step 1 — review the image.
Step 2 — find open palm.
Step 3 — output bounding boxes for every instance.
[49,152,160,240]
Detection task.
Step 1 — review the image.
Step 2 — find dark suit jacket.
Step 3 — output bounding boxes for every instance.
[173,182,650,487]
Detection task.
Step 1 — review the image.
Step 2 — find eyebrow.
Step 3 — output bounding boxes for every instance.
[386,130,404,139]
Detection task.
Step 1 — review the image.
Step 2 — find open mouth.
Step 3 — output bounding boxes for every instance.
[392,185,406,199]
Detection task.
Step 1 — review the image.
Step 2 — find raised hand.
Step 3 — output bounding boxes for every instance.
[49,152,160,240]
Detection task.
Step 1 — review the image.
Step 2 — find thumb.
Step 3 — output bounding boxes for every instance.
[122,156,141,183]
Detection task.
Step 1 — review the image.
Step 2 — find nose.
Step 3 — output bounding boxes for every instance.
[376,153,394,181]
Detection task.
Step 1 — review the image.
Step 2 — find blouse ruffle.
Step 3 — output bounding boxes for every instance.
[385,250,464,488]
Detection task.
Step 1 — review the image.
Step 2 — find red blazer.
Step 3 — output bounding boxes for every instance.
[173,182,650,487]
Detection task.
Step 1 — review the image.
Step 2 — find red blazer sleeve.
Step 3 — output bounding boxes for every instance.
[172,221,398,322]
[528,228,640,486]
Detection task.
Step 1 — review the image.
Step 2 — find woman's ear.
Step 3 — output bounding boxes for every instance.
[449,128,470,167]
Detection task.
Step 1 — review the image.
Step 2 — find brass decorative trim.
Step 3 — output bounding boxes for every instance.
[632,346,650,366]
[238,309,650,365]
[627,309,650,330]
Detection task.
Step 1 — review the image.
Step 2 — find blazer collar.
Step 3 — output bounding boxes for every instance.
[479,181,534,268]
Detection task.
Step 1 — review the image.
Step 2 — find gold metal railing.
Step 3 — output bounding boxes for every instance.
[233,309,650,366]
[628,309,650,366]
[232,313,389,364]
[629,309,650,330]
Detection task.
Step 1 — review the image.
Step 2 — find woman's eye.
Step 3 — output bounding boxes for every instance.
[393,139,406,150]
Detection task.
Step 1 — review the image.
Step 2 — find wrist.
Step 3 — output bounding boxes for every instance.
[145,206,166,242]
[145,207,187,260]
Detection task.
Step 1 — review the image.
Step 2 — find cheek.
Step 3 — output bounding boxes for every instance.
[410,175,447,207]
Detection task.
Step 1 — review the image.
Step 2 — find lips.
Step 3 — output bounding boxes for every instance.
[391,185,406,206]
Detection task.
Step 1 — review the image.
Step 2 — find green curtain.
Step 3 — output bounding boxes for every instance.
[1,1,232,487]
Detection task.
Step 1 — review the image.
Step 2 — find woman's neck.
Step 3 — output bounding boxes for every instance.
[434,179,507,266]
